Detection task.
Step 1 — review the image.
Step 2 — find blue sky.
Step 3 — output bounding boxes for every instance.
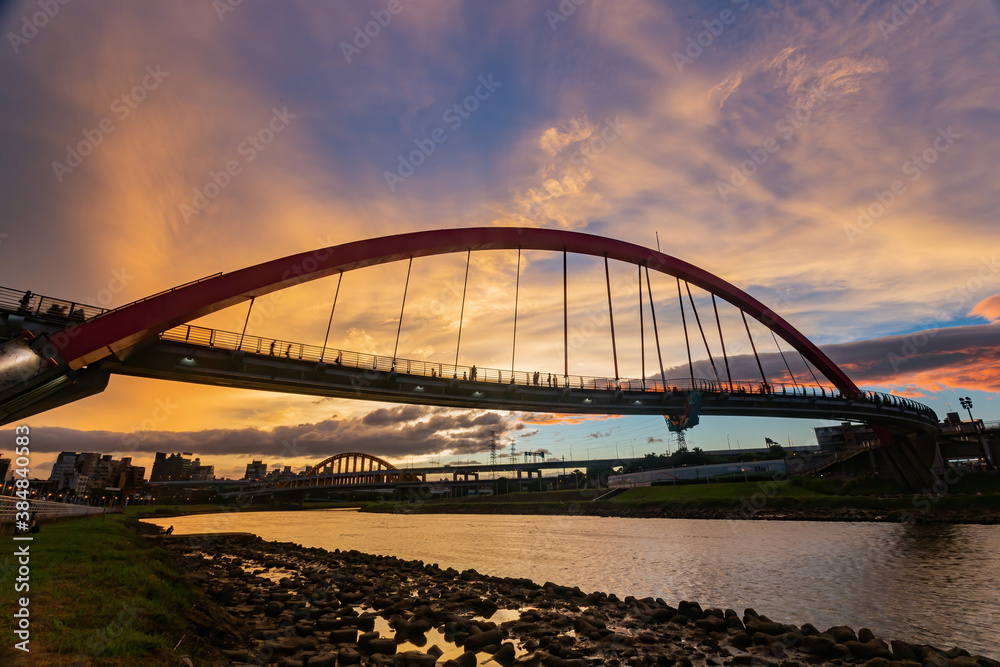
[1,1,999,478]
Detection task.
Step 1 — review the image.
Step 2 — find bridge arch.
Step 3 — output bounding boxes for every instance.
[306,452,397,476]
[279,452,425,488]
[52,227,858,395]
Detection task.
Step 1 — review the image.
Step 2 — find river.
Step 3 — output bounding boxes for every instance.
[145,511,1000,658]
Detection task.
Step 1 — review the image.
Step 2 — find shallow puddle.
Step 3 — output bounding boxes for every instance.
[363,607,530,665]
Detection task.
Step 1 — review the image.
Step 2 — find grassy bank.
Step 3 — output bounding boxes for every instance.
[0,512,220,666]
[364,475,1000,521]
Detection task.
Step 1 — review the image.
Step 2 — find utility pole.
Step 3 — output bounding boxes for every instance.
[488,431,499,479]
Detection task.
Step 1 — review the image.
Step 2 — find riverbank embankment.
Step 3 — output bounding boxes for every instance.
[0,511,234,666]
[363,479,1000,524]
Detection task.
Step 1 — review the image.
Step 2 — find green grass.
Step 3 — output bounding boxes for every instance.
[611,481,822,503]
[608,475,1000,515]
[0,513,217,666]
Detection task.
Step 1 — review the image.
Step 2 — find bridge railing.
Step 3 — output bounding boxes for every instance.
[0,276,223,328]
[0,496,105,525]
[0,286,108,323]
[2,285,937,423]
[159,324,937,421]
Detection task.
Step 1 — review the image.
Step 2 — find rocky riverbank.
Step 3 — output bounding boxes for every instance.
[159,530,997,667]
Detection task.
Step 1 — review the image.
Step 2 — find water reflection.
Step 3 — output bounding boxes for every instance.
[145,511,999,658]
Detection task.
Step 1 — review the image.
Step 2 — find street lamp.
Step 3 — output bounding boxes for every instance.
[960,396,979,433]
[959,396,974,422]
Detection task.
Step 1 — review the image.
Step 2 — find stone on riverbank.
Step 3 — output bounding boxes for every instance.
[155,532,992,667]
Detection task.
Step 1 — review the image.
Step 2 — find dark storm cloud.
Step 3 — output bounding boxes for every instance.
[362,405,430,426]
[660,323,1000,393]
[12,406,516,459]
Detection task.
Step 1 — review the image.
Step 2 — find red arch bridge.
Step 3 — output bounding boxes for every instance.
[0,227,942,489]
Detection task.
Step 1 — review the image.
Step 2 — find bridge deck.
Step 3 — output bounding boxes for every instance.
[0,292,939,433]
[84,323,939,432]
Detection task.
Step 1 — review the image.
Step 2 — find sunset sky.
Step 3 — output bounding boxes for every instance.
[2,1,999,480]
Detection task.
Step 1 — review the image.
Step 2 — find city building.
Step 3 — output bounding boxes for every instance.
[939,412,985,437]
[46,452,147,496]
[938,413,995,468]
[190,458,215,481]
[49,451,86,489]
[150,452,195,482]
[244,459,267,481]
[107,457,146,492]
[70,472,91,497]
[0,456,10,482]
[813,423,880,452]
[262,465,300,482]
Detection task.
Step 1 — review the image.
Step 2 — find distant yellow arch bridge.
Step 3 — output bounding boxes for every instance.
[278,452,426,489]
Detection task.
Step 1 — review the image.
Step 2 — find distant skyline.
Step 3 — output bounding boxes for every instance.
[2,1,999,479]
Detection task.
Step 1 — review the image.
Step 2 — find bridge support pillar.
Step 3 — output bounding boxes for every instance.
[880,430,946,492]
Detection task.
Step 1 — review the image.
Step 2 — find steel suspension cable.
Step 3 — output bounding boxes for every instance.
[454,250,471,369]
[319,272,343,362]
[676,277,695,388]
[770,329,799,387]
[638,266,645,386]
[511,248,521,373]
[685,282,720,386]
[712,294,733,392]
[391,257,413,368]
[605,256,620,381]
[237,296,255,351]
[742,310,768,385]
[799,351,822,388]
[644,267,667,392]
[563,249,568,382]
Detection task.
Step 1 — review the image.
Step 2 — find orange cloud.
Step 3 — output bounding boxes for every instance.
[516,413,622,427]
[970,295,1000,322]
